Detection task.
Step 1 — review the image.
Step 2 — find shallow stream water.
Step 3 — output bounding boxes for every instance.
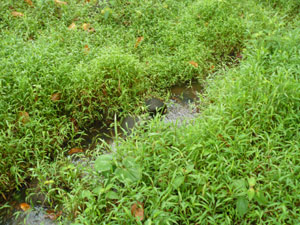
[3,83,202,225]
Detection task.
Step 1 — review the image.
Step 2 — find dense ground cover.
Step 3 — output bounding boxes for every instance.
[1,0,299,224]
[0,0,249,204]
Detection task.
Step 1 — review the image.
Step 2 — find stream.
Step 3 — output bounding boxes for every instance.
[3,83,202,225]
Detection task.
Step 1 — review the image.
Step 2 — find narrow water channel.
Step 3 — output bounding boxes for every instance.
[2,83,202,225]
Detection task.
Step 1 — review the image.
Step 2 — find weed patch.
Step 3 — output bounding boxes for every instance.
[40,24,299,223]
[1,0,300,223]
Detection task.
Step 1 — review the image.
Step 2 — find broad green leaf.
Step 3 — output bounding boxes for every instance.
[186,164,194,173]
[94,160,112,172]
[114,156,142,183]
[248,187,255,200]
[104,9,110,20]
[248,177,256,187]
[105,183,114,191]
[106,191,119,200]
[236,197,248,217]
[129,166,142,181]
[97,154,113,161]
[172,176,185,189]
[123,156,136,168]
[92,186,105,195]
[232,179,247,192]
[81,190,93,199]
[94,154,113,172]
[115,168,141,183]
[144,219,152,225]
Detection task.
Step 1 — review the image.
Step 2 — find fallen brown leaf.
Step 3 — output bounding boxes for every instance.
[189,61,198,68]
[82,23,95,32]
[24,0,33,6]
[51,93,60,102]
[45,210,62,220]
[88,27,95,33]
[68,148,84,155]
[74,210,79,218]
[11,11,24,17]
[83,44,90,54]
[20,203,31,211]
[54,0,67,5]
[131,202,144,221]
[68,22,76,30]
[82,23,89,30]
[19,111,30,124]
[134,36,144,48]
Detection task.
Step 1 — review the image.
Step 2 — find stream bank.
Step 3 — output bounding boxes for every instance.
[4,83,202,225]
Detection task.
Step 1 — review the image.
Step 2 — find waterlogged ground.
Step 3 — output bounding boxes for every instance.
[5,84,201,225]
[6,207,57,225]
[165,83,202,125]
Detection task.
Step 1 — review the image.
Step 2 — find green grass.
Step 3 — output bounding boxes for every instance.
[1,0,300,224]
[31,22,300,224]
[0,0,250,202]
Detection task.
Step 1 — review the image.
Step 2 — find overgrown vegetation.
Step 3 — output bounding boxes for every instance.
[0,0,299,224]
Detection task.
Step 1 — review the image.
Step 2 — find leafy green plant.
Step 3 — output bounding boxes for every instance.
[1,0,300,224]
[38,14,300,224]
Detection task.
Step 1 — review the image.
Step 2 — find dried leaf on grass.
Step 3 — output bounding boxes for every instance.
[68,22,76,30]
[54,0,67,5]
[51,93,60,102]
[131,202,144,221]
[19,111,30,124]
[189,61,198,68]
[24,0,33,6]
[20,203,31,211]
[134,36,144,48]
[83,45,90,54]
[11,11,24,17]
[45,210,62,220]
[68,148,84,155]
[82,23,95,32]
[82,23,89,30]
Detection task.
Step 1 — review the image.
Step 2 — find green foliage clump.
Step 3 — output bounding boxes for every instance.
[0,0,300,224]
[0,0,252,204]
[29,4,300,225]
